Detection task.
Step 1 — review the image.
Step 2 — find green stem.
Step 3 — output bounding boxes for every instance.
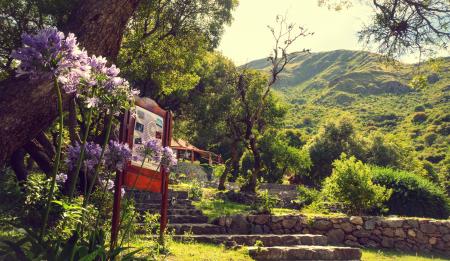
[68,108,93,201]
[41,78,64,238]
[83,109,115,207]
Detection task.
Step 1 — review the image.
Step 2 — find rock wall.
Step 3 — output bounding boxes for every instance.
[213,215,450,256]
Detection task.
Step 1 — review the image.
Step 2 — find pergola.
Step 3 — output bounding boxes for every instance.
[171,138,222,165]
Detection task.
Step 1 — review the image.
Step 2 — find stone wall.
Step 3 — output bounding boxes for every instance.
[212,215,450,256]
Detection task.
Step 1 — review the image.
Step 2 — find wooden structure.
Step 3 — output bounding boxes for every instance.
[111,97,172,248]
[171,138,222,165]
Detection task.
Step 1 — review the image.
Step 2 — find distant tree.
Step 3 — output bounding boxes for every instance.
[298,116,365,187]
[258,129,311,183]
[239,15,313,193]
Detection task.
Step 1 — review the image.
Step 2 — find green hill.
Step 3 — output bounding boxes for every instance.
[247,50,450,174]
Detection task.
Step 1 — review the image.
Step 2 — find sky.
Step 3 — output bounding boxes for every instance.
[217,0,447,65]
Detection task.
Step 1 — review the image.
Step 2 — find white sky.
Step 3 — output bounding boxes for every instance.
[217,0,448,65]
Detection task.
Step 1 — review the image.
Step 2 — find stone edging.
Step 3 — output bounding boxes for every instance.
[212,214,450,256]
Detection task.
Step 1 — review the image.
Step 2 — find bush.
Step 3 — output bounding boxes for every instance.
[412,112,427,123]
[295,185,319,208]
[371,167,450,219]
[322,154,391,215]
[423,132,438,146]
[188,180,203,201]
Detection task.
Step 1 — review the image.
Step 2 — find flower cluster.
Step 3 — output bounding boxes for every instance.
[104,140,132,171]
[56,173,68,184]
[66,142,102,173]
[134,138,162,163]
[101,178,115,190]
[11,28,139,110]
[160,146,177,170]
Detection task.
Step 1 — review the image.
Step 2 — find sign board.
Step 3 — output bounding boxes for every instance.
[130,105,164,170]
[122,99,171,193]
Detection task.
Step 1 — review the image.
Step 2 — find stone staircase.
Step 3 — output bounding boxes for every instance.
[127,190,362,260]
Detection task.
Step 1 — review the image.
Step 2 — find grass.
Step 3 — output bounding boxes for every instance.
[192,199,252,220]
[131,237,252,261]
[361,248,449,261]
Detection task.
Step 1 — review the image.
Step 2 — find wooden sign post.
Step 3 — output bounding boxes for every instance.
[110,98,172,249]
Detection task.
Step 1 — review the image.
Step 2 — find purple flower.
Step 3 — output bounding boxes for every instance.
[56,173,68,183]
[161,147,177,170]
[11,28,90,94]
[104,140,132,171]
[11,28,64,79]
[101,179,115,190]
[66,142,102,173]
[134,138,162,163]
[88,55,107,73]
[85,97,99,108]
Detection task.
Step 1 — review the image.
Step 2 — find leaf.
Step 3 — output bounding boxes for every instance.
[0,240,31,261]
[57,231,79,261]
[77,248,105,261]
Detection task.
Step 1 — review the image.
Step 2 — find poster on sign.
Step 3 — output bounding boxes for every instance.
[123,102,169,193]
[131,105,164,170]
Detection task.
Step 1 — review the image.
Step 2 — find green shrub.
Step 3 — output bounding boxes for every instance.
[371,167,450,219]
[295,185,319,208]
[423,132,438,146]
[412,112,427,123]
[322,154,391,215]
[189,180,203,201]
[254,189,279,214]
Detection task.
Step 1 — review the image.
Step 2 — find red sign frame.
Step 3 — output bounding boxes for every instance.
[110,97,173,248]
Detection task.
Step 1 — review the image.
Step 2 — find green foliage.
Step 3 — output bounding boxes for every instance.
[254,189,279,214]
[302,116,364,187]
[371,167,450,219]
[258,129,311,183]
[295,185,319,208]
[412,112,427,123]
[188,180,203,201]
[322,154,391,215]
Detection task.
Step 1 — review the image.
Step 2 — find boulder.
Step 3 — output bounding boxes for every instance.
[341,222,354,233]
[313,220,333,231]
[364,219,376,230]
[229,215,251,234]
[327,229,345,244]
[420,223,437,234]
[350,216,363,225]
[407,229,416,238]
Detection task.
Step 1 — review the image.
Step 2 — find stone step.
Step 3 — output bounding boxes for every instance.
[247,245,361,261]
[168,208,203,216]
[126,190,189,200]
[168,223,227,235]
[173,234,328,247]
[169,215,208,224]
[135,203,196,211]
[134,198,193,205]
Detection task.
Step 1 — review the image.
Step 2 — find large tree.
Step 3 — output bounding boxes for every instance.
[0,0,140,164]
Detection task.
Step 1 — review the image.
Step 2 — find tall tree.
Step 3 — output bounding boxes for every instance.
[239,16,312,193]
[0,0,140,164]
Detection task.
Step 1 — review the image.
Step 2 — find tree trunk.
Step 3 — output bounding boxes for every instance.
[241,136,260,193]
[10,149,28,182]
[23,139,54,176]
[230,141,240,182]
[0,0,140,164]
[218,160,231,191]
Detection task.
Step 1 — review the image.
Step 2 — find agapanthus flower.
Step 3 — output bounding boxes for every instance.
[11,29,90,94]
[160,146,177,170]
[101,178,115,190]
[56,173,68,184]
[66,142,102,173]
[104,140,132,171]
[11,28,64,79]
[134,138,161,163]
[85,97,99,108]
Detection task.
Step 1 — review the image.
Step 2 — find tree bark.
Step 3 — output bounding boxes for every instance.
[0,0,140,164]
[10,148,28,182]
[241,135,260,193]
[218,160,231,191]
[23,139,54,176]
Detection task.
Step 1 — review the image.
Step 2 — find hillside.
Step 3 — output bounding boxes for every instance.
[247,50,450,173]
